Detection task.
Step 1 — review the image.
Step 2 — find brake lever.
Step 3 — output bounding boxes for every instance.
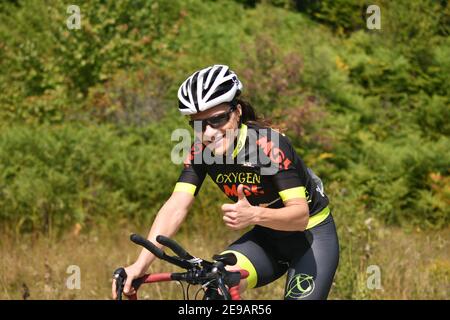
[113,268,127,300]
[113,267,148,300]
[156,235,209,270]
[223,270,243,288]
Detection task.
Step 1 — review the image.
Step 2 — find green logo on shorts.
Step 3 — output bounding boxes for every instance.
[285,273,315,299]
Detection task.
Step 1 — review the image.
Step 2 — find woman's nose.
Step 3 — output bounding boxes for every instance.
[203,124,218,139]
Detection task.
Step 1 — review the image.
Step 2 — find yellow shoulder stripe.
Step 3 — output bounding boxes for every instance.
[279,186,306,201]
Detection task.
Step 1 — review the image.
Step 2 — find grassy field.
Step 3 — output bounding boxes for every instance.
[1,220,448,300]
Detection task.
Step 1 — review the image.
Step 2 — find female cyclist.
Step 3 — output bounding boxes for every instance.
[112,65,339,300]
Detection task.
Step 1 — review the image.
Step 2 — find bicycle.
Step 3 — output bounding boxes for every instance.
[113,234,249,300]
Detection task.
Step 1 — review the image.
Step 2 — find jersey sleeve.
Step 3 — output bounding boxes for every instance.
[263,131,308,202]
[174,141,207,196]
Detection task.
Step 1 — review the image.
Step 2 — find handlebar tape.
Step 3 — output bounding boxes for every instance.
[130,234,164,259]
[156,235,193,260]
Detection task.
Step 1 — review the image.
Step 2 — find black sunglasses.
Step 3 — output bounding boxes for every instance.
[189,106,237,131]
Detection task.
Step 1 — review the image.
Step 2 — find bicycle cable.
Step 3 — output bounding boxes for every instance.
[186,283,191,300]
[177,280,186,300]
[194,286,206,300]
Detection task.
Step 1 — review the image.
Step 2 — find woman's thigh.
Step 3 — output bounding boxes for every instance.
[284,216,340,300]
[223,229,288,289]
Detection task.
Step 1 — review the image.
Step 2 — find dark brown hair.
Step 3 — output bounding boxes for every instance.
[237,98,273,129]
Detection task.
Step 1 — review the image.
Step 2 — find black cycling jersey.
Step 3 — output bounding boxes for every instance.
[175,123,330,236]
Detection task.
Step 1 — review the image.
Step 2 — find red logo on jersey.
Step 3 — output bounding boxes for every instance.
[184,142,204,167]
[223,184,264,197]
[256,136,292,170]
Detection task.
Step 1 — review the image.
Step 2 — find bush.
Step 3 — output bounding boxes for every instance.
[295,0,368,34]
[0,121,184,235]
[0,0,181,124]
[336,133,450,229]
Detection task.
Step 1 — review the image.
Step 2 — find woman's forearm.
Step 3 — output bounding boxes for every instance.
[134,194,191,271]
[252,203,309,232]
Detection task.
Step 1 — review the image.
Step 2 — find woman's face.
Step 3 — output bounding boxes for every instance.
[190,103,242,156]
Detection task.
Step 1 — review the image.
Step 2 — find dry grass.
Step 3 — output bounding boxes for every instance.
[365,227,449,299]
[0,223,448,300]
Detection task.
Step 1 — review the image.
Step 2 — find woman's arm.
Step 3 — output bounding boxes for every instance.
[221,185,309,232]
[113,191,195,298]
[253,198,309,231]
[134,191,195,271]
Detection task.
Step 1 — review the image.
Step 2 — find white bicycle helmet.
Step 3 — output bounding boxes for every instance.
[177,64,243,115]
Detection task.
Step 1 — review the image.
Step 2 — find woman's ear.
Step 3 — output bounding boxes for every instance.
[237,104,242,117]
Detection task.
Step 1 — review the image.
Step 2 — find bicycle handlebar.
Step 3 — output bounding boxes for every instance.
[129,234,193,269]
[156,235,194,260]
[115,234,250,300]
[212,252,237,266]
[130,234,164,258]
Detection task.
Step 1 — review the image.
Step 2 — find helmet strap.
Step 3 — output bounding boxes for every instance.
[230,98,243,128]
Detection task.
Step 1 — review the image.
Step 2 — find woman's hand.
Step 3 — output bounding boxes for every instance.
[221,184,257,230]
[111,262,147,299]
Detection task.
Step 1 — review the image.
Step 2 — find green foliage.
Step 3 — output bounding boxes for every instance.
[344,133,450,229]
[0,121,184,235]
[0,0,181,124]
[84,65,172,125]
[231,0,294,9]
[296,0,367,34]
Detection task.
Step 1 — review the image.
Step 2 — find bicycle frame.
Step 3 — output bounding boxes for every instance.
[126,270,249,300]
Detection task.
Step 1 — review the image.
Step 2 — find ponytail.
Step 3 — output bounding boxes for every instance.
[237,98,273,129]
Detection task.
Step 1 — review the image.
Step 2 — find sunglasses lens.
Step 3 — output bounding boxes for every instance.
[189,107,234,131]
[208,113,229,128]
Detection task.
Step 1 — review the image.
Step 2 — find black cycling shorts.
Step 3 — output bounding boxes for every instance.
[223,213,339,300]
